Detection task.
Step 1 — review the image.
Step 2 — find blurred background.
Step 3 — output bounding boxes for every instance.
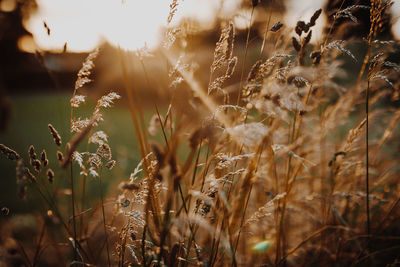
[0,0,399,214]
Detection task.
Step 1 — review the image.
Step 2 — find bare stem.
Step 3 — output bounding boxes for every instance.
[236,6,255,105]
[70,164,78,262]
[366,78,370,236]
[98,173,111,267]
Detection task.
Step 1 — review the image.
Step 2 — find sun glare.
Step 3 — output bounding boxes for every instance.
[24,0,242,53]
[24,0,400,53]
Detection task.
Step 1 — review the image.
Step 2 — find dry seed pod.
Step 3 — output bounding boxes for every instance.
[309,9,322,27]
[311,50,322,65]
[295,21,308,35]
[28,145,37,161]
[96,143,112,160]
[0,144,21,161]
[105,160,116,170]
[270,21,283,32]
[48,124,62,146]
[46,169,55,183]
[57,151,64,162]
[41,150,48,167]
[32,159,41,172]
[292,37,301,52]
[252,0,259,7]
[247,60,262,83]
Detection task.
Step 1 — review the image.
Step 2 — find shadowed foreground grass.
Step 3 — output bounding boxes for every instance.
[0,93,141,215]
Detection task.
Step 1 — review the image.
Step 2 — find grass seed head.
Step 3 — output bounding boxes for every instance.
[270,21,284,32]
[48,124,62,146]
[105,160,116,170]
[41,150,48,167]
[311,50,322,65]
[32,159,41,173]
[295,21,308,36]
[309,8,322,27]
[0,144,21,161]
[292,37,301,52]
[96,143,112,161]
[62,121,94,168]
[28,145,37,161]
[46,168,55,183]
[56,151,64,162]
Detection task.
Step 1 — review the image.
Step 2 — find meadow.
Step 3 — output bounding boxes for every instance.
[1,0,400,266]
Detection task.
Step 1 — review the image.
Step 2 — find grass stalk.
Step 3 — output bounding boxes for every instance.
[236,5,255,105]
[366,78,370,237]
[69,164,78,263]
[32,222,46,267]
[98,172,111,267]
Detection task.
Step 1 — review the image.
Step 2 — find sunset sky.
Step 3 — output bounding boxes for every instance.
[11,0,400,52]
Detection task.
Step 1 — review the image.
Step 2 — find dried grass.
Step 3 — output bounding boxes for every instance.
[1,1,400,266]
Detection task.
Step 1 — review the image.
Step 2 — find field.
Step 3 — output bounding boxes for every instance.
[0,93,142,214]
[1,1,400,266]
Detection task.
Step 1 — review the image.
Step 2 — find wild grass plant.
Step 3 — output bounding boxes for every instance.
[1,0,400,266]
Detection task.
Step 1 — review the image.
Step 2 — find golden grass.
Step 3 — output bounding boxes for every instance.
[1,1,400,266]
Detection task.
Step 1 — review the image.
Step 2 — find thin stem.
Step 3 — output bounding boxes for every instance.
[32,182,91,262]
[80,175,87,239]
[17,240,33,267]
[259,6,272,59]
[276,110,297,264]
[98,174,111,267]
[322,0,346,48]
[32,222,46,267]
[231,184,253,267]
[277,225,349,266]
[236,6,255,105]
[70,164,78,262]
[366,78,370,236]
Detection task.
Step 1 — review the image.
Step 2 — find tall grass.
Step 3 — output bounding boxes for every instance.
[1,1,400,266]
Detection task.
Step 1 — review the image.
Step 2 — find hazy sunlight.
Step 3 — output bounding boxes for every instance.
[23,0,241,52]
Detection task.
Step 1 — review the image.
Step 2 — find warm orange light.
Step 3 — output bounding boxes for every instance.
[17,35,38,53]
[0,0,16,12]
[23,0,242,53]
